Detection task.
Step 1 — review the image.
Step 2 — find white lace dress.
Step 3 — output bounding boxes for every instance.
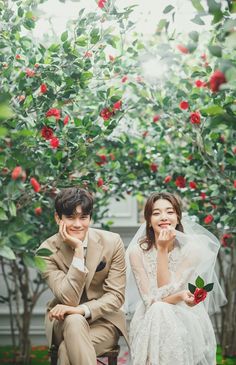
[129,242,216,365]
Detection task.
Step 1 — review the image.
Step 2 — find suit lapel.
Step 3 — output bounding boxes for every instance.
[85,228,103,291]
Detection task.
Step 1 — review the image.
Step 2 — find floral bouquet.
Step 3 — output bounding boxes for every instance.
[188,276,214,304]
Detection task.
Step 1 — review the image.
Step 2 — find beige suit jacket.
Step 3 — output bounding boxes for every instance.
[38,228,128,346]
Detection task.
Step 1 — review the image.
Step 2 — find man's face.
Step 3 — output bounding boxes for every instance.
[56,205,91,241]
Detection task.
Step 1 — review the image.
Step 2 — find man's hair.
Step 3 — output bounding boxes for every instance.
[55,187,94,218]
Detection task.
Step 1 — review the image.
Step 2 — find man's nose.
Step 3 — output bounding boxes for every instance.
[73,217,83,227]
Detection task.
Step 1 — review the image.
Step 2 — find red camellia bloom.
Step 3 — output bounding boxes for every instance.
[204,214,214,224]
[30,177,41,193]
[15,54,21,60]
[97,177,104,187]
[164,175,172,183]
[50,137,60,149]
[200,192,207,200]
[190,112,201,124]
[46,108,61,120]
[99,154,107,163]
[195,80,204,88]
[85,51,92,58]
[63,115,69,125]
[40,83,47,94]
[11,166,26,181]
[113,100,122,110]
[232,146,236,154]
[121,75,128,83]
[221,233,232,247]
[177,44,189,54]
[34,207,42,215]
[189,181,197,189]
[100,107,114,121]
[234,180,236,188]
[153,115,160,123]
[41,126,54,140]
[175,176,186,188]
[209,70,226,92]
[150,163,158,172]
[25,68,35,77]
[194,288,207,304]
[98,0,106,8]
[179,101,189,110]
[201,53,207,60]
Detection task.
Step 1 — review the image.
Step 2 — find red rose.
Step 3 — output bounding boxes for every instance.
[97,177,104,187]
[189,181,197,189]
[50,137,60,149]
[175,176,186,188]
[164,175,172,183]
[209,70,226,92]
[221,233,232,247]
[121,75,128,83]
[34,207,42,215]
[25,68,35,77]
[194,288,207,304]
[30,178,41,193]
[150,163,158,172]
[100,107,114,121]
[200,192,207,200]
[195,80,204,88]
[190,112,201,125]
[113,100,122,110]
[63,115,69,125]
[204,214,213,224]
[11,166,26,181]
[15,54,21,60]
[177,44,189,54]
[153,115,160,123]
[179,101,189,110]
[98,0,106,8]
[40,83,47,94]
[46,108,61,120]
[41,126,54,140]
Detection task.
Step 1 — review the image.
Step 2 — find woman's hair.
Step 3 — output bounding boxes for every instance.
[55,187,93,218]
[140,192,184,251]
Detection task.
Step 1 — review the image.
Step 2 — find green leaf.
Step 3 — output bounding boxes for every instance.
[189,31,199,42]
[208,45,222,57]
[188,283,197,294]
[204,283,214,292]
[8,202,16,217]
[195,276,205,288]
[0,246,16,260]
[191,0,204,12]
[61,31,68,42]
[201,105,225,115]
[34,256,47,272]
[191,15,205,25]
[36,248,53,257]
[0,208,8,221]
[23,254,36,268]
[15,232,31,245]
[163,5,174,14]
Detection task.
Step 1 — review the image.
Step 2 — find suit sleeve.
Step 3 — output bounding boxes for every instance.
[83,236,126,322]
[41,250,88,307]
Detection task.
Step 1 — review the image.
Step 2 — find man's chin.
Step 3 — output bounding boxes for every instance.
[69,231,86,241]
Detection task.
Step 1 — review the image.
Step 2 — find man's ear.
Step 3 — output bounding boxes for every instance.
[54,212,60,225]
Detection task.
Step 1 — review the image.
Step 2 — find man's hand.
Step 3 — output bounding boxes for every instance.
[49,304,85,321]
[59,221,83,250]
[181,290,196,307]
[156,227,176,251]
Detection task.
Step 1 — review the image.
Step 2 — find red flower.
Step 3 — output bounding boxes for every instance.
[30,178,41,193]
[179,101,189,110]
[99,154,107,163]
[209,70,226,92]
[15,54,21,60]
[34,63,39,68]
[175,176,186,188]
[50,137,60,149]
[189,181,197,189]
[63,115,69,125]
[121,75,128,83]
[97,177,104,187]
[190,112,201,125]
[113,100,122,110]
[194,288,207,304]
[150,163,158,172]
[41,126,54,140]
[221,233,232,247]
[17,95,25,102]
[11,166,26,181]
[204,214,213,224]
[46,108,61,120]
[109,55,115,62]
[34,207,42,215]
[233,147,236,154]
[98,0,106,8]
[234,180,236,188]
[195,80,204,88]
[200,192,207,200]
[164,175,172,183]
[40,83,47,94]
[143,131,148,138]
[201,53,207,60]
[110,153,115,160]
[153,115,160,123]
[100,107,114,121]
[85,51,92,58]
[177,44,189,54]
[25,68,35,77]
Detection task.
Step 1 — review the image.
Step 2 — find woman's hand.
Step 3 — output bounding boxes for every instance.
[156,227,176,251]
[181,290,196,307]
[49,304,85,321]
[59,221,83,250]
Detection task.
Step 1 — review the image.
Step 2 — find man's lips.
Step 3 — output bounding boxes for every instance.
[158,223,171,227]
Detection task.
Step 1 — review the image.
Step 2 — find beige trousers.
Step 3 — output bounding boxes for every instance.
[53,314,119,365]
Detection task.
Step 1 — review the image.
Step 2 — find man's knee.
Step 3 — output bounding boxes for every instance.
[63,314,89,333]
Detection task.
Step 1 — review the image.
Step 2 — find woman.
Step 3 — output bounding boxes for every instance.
[126,192,226,365]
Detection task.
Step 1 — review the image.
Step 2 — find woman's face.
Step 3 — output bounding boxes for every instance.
[150,198,178,234]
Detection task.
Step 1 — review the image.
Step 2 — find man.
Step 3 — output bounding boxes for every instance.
[38,187,128,365]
